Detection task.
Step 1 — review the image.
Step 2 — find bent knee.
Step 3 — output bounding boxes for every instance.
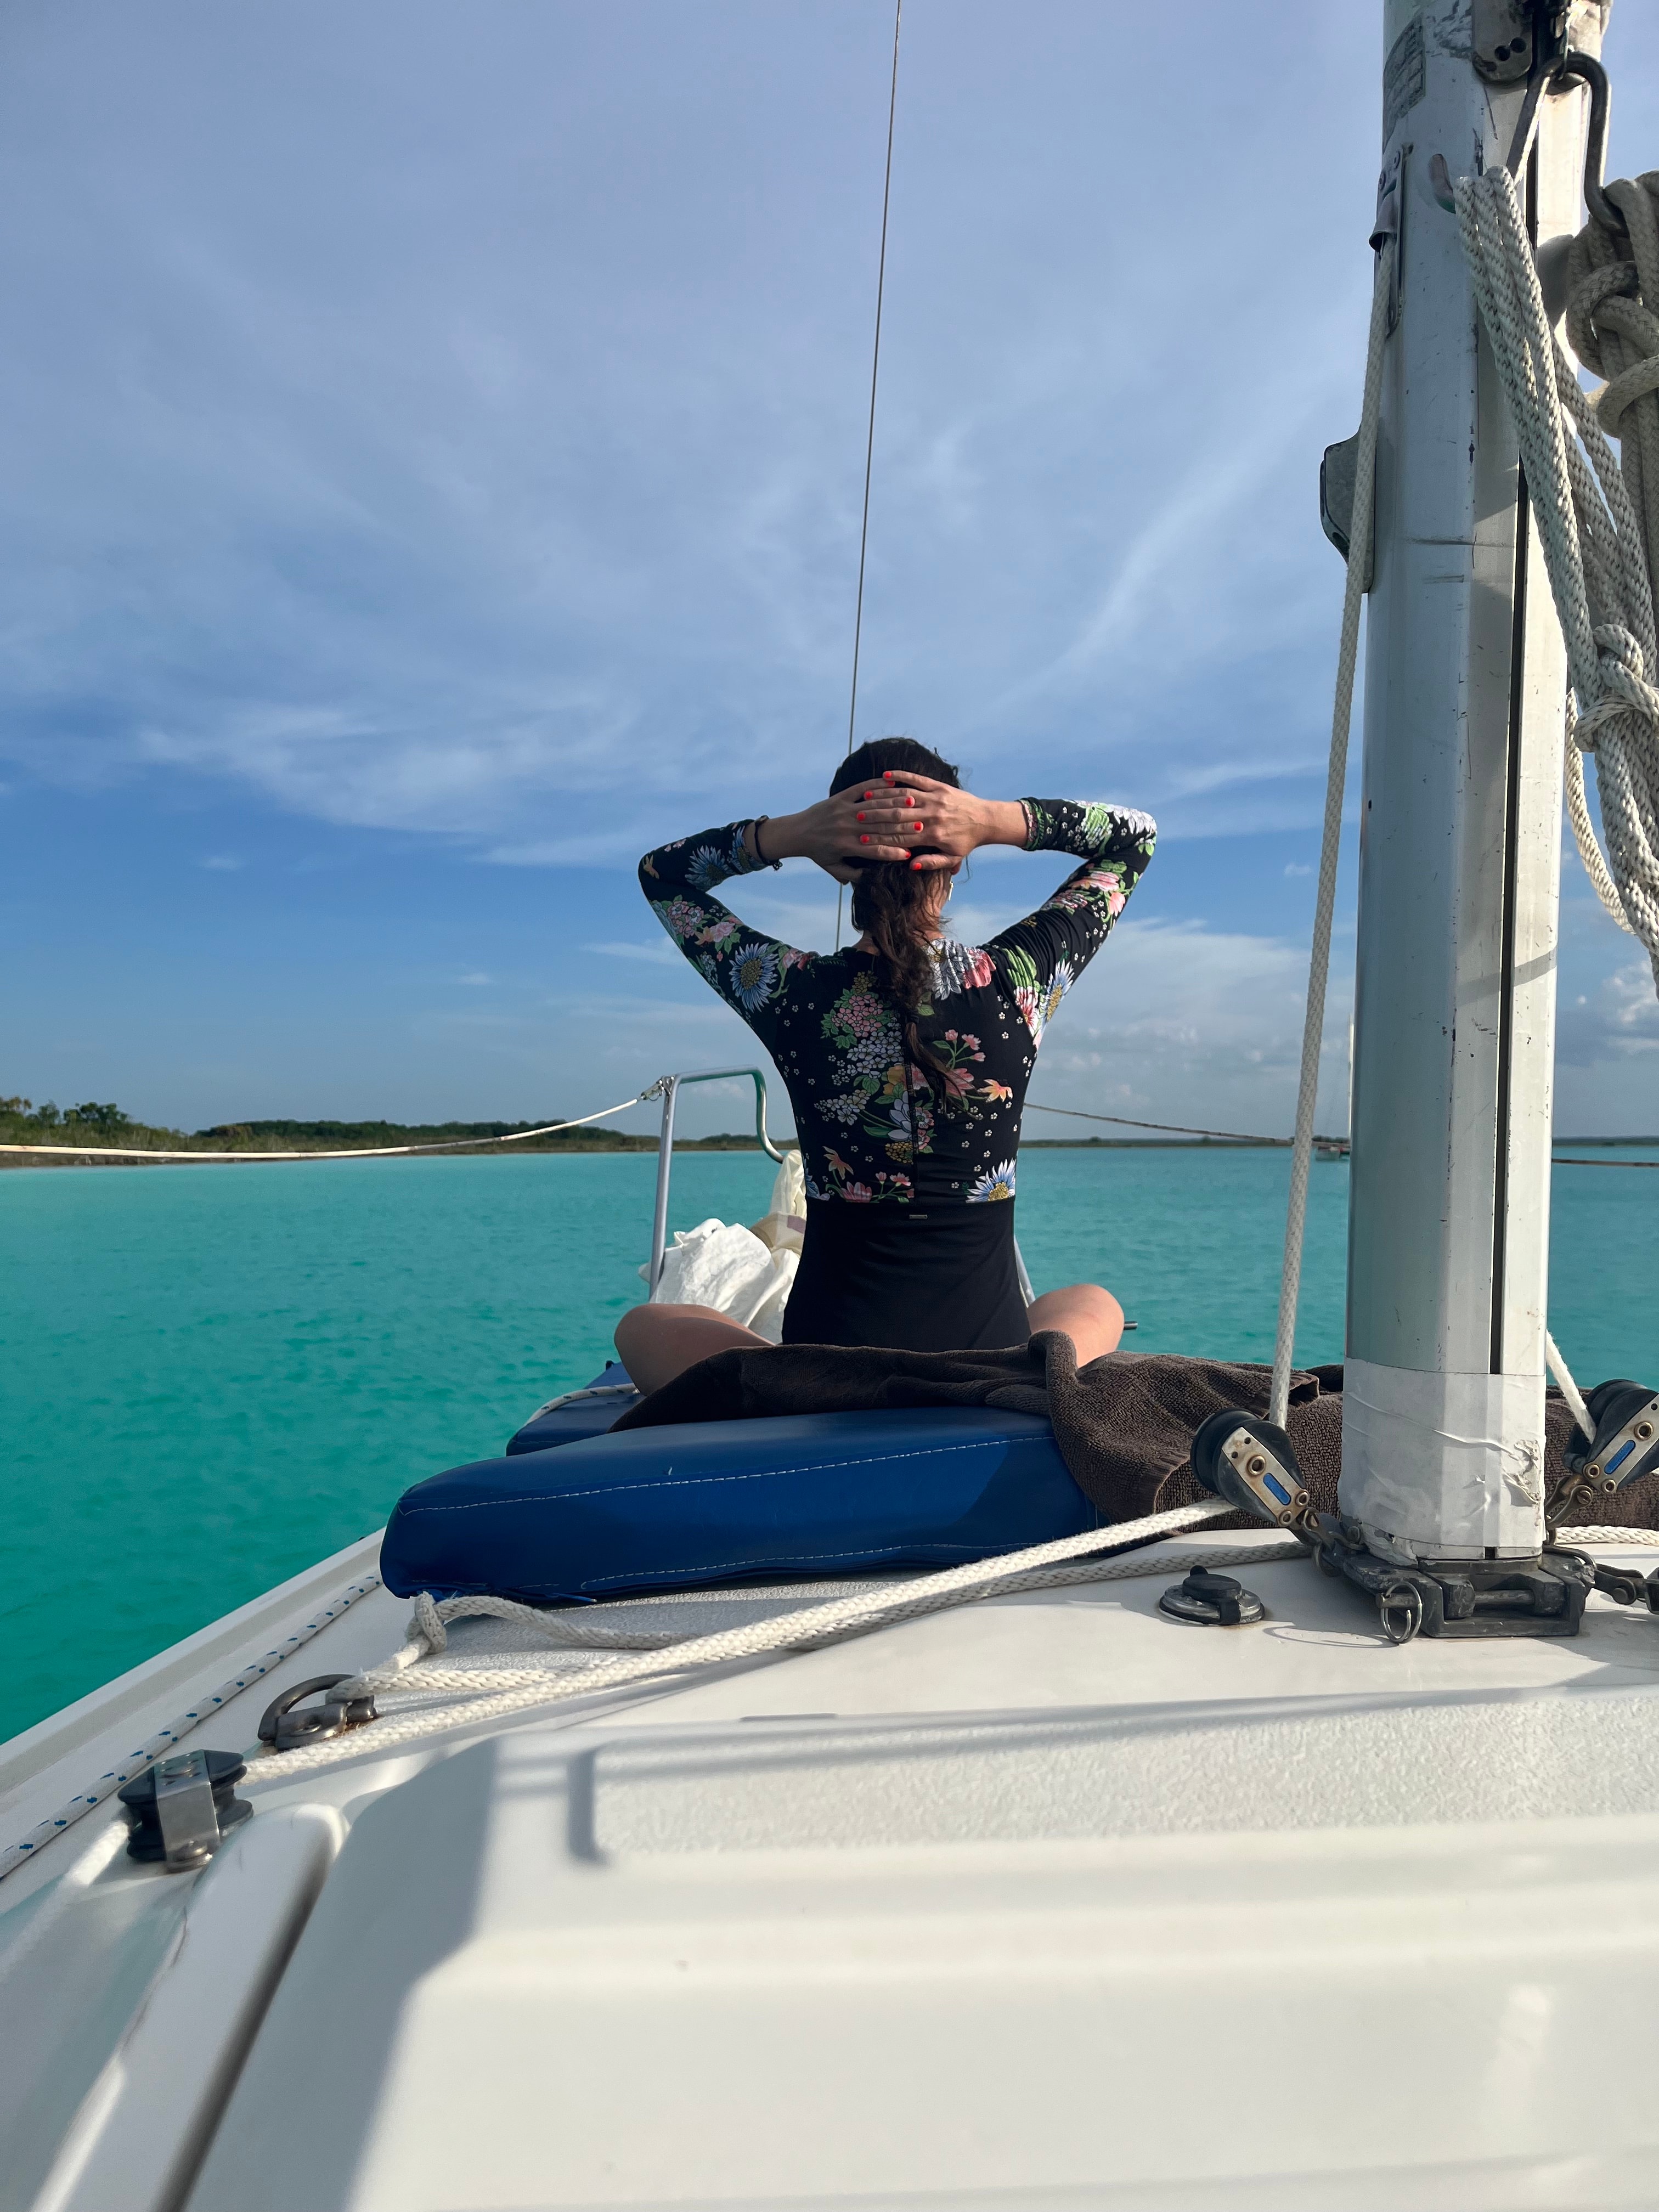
[617,1301,719,1345]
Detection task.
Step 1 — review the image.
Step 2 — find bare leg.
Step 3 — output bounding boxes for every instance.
[1026,1283,1124,1366]
[615,1302,770,1396]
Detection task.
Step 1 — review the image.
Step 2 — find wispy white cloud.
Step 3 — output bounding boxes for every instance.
[0,0,1382,853]
[583,938,680,967]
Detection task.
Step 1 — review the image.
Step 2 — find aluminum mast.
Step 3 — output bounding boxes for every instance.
[1340,1,1606,1579]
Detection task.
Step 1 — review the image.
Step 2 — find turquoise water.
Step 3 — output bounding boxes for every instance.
[2,1146,1654,1741]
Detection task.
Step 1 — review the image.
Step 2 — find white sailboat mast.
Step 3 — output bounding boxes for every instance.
[1341,1,1606,1563]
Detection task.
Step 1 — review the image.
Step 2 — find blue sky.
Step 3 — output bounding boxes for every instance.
[2,0,1655,1141]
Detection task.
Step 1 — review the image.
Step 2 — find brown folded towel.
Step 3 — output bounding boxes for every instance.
[614,1333,1659,1533]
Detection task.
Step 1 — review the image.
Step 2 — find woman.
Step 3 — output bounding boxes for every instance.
[617,737,1155,1392]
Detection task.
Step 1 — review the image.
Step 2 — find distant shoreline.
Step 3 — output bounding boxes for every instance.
[4,1130,1655,1170]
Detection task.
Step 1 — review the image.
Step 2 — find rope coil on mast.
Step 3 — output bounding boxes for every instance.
[1455,150,1659,987]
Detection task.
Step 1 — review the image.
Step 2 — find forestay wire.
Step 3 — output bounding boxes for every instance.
[835,0,904,955]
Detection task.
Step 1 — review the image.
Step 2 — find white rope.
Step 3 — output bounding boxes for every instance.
[0,1572,380,1884]
[263,1497,1659,1779]
[345,1536,1315,1699]
[1268,237,1395,1430]
[1456,165,1659,981]
[523,1382,640,1423]
[1546,1328,1597,1442]
[258,1501,1244,1774]
[0,1093,651,1165]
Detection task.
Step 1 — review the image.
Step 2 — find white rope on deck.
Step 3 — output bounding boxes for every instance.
[0,1572,381,1884]
[258,1501,1245,1774]
[1456,164,1659,982]
[252,1502,1659,1780]
[1267,235,1395,1430]
[345,1531,1314,1697]
[0,1093,653,1165]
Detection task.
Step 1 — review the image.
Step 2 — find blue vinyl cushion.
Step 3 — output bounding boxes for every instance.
[505,1362,640,1455]
[381,1404,1099,1605]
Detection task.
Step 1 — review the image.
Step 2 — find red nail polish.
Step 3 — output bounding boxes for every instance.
[860,834,868,843]
[857,812,865,821]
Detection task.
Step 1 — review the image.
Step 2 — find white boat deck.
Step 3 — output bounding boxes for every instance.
[7,1527,1659,2210]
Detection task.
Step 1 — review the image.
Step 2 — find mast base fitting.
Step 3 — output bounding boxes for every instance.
[1322,1544,1592,1645]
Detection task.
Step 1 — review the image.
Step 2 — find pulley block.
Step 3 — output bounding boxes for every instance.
[119,1748,252,1870]
[1565,1379,1659,1495]
[1189,1410,1311,1530]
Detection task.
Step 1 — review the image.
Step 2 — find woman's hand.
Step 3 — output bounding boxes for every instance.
[873,772,1028,870]
[751,773,1027,881]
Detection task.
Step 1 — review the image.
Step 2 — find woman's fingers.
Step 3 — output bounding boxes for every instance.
[879,769,952,794]
[854,809,925,831]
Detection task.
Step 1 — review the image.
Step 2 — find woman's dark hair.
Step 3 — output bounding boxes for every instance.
[830,737,961,1073]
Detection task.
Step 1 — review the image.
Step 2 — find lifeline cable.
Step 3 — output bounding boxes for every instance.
[1027,1098,1658,1164]
[0,1090,654,1166]
[1024,1101,1348,1147]
[835,0,904,955]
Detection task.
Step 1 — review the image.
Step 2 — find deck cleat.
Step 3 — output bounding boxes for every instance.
[1156,1564,1266,1627]
[1189,1410,1312,1530]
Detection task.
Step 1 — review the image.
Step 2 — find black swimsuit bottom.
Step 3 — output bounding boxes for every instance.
[781,1198,1030,1353]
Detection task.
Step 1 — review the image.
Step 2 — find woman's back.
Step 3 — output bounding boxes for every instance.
[641,795,1154,1211]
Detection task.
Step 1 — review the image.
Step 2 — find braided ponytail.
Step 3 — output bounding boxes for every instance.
[832,737,961,1075]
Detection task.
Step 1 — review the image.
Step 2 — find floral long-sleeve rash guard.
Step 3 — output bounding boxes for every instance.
[640,799,1155,1207]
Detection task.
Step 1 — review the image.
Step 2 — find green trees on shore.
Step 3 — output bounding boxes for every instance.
[0,1096,768,1159]
[3,1098,132,1135]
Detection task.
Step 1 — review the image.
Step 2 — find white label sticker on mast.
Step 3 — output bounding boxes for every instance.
[1340,1,1603,1563]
